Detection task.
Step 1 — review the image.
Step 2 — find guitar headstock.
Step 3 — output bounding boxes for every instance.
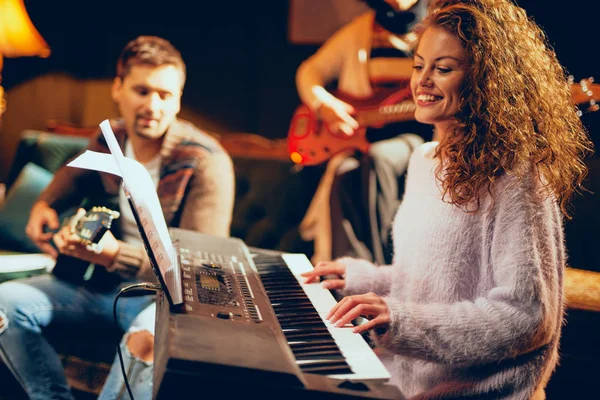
[569,75,600,115]
[70,206,120,247]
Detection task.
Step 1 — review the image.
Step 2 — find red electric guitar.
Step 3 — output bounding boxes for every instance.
[569,76,600,114]
[287,85,415,166]
[288,76,600,166]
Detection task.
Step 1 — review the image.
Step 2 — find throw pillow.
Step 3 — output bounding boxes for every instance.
[0,163,53,253]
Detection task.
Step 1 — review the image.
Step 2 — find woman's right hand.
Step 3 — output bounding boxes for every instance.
[318,99,359,136]
[301,260,346,290]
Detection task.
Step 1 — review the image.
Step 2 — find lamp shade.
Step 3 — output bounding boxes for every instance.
[0,0,50,58]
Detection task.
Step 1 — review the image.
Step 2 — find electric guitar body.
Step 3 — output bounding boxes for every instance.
[288,84,415,166]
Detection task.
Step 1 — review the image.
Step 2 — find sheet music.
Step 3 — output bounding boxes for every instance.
[67,120,182,304]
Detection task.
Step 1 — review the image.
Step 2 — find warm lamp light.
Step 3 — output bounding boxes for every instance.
[0,0,51,115]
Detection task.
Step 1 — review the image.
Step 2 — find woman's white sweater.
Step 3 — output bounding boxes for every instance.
[339,142,564,399]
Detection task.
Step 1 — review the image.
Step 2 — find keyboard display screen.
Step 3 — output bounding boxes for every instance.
[199,273,220,290]
[194,268,238,308]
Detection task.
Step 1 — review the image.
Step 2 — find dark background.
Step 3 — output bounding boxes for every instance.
[3,0,600,140]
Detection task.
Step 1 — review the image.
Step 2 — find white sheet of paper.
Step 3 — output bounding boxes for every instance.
[67,151,121,176]
[0,254,56,273]
[66,120,182,304]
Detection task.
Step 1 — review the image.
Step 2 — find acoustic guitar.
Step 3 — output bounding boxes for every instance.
[288,76,600,166]
[51,206,121,287]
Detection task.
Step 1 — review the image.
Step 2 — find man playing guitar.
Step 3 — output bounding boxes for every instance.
[0,36,235,400]
[296,0,430,265]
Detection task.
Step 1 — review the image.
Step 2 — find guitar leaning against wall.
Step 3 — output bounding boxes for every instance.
[288,76,600,166]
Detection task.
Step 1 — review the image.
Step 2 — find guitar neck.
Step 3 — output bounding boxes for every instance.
[355,100,416,128]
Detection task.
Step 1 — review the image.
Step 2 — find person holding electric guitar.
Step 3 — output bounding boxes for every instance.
[0,36,235,400]
[295,0,431,265]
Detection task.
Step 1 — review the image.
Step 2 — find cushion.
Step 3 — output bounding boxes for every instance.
[230,158,323,255]
[6,130,89,188]
[0,163,54,253]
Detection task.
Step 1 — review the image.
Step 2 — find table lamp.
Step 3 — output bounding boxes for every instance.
[0,0,50,116]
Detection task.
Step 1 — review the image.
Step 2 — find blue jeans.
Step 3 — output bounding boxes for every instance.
[0,274,153,400]
[98,302,156,400]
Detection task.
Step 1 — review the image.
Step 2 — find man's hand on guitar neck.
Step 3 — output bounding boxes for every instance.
[52,221,120,268]
[318,98,359,136]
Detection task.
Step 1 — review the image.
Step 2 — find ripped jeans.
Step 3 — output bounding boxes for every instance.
[0,274,153,400]
[99,302,156,400]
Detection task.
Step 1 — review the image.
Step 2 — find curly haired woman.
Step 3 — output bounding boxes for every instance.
[302,0,593,398]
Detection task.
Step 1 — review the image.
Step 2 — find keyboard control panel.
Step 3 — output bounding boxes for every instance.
[179,248,262,323]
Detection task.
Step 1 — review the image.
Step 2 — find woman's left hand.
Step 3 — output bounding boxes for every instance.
[327,292,390,334]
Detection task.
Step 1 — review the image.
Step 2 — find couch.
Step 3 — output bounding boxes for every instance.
[0,127,324,397]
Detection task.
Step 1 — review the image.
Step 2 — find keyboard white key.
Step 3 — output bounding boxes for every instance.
[281,253,391,383]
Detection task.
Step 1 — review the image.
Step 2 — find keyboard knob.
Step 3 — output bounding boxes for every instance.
[202,261,222,269]
[216,311,233,320]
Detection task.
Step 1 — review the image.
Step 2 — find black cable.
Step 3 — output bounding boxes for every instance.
[112,282,162,400]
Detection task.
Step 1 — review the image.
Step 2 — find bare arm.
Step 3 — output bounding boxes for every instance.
[296,16,366,135]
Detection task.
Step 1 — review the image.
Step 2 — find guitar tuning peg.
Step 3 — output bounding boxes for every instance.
[589,76,595,83]
[568,75,574,84]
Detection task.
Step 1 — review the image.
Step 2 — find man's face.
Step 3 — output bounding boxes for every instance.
[112,64,183,141]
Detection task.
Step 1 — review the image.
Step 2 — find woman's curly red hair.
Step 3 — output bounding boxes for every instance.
[416,0,593,216]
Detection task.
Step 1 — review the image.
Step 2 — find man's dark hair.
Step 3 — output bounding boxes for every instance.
[116,36,186,86]
[361,0,427,35]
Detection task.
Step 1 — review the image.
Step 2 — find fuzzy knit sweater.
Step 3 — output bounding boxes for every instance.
[338,142,565,399]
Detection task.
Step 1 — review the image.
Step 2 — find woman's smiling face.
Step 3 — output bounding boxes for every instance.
[410,26,467,138]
